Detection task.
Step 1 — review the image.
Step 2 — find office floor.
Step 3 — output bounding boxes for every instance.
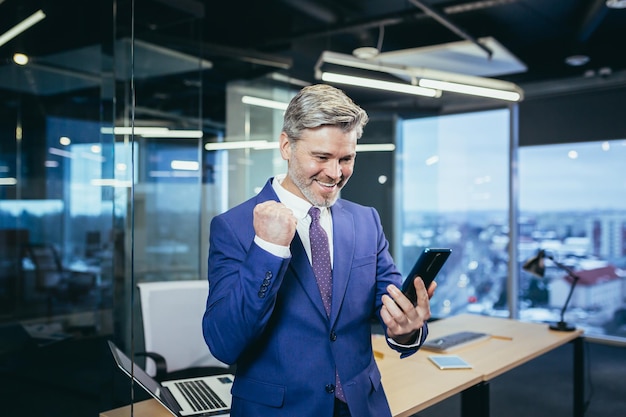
[0,333,624,417]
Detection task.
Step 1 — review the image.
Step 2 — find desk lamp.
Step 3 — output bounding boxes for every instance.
[522,249,581,332]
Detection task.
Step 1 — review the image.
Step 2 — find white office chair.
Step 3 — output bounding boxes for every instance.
[136,280,231,381]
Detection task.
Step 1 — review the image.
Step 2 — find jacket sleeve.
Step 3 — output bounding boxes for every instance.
[368,206,428,358]
[202,213,291,364]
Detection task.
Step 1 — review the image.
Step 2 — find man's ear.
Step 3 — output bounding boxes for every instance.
[279,132,291,160]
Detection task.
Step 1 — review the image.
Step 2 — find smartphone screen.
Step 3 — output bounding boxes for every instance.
[401,248,451,305]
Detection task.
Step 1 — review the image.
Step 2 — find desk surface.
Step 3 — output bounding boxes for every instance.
[101,314,582,417]
[100,398,170,417]
[374,313,583,417]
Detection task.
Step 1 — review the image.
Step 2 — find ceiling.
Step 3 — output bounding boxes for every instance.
[1,0,626,130]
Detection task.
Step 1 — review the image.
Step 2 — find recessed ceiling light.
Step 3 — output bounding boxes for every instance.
[13,52,29,65]
[352,46,380,60]
[564,54,590,66]
[606,0,626,9]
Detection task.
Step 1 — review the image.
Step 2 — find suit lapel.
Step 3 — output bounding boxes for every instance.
[329,201,355,326]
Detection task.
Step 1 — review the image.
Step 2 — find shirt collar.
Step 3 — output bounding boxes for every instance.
[272,174,330,220]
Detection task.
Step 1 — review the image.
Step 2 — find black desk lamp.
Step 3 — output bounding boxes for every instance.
[522,249,581,332]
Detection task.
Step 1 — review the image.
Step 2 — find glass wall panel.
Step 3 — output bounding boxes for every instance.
[397,109,511,318]
[518,139,626,339]
[111,0,210,357]
[0,4,115,338]
[224,80,296,206]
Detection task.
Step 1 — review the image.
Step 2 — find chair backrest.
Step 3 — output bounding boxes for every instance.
[22,243,65,289]
[136,280,227,376]
[24,244,63,272]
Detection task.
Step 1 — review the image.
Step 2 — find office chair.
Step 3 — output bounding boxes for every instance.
[136,280,232,382]
[22,243,96,317]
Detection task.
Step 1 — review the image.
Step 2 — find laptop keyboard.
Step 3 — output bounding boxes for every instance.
[174,379,227,412]
[422,331,490,352]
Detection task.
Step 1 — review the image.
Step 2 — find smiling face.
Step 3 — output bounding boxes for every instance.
[279,125,357,207]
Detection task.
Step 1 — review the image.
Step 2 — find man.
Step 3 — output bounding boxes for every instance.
[203,84,435,417]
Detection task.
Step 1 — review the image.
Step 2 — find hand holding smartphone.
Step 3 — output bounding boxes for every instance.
[401,248,451,305]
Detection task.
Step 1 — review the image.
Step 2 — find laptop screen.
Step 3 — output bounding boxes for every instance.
[108,340,175,408]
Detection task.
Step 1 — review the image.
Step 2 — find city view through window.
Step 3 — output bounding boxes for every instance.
[399,109,626,340]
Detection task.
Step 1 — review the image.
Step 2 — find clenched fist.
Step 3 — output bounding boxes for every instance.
[253,201,298,246]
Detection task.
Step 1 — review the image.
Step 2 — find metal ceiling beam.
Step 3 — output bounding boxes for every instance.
[407,0,493,58]
[140,33,292,70]
[280,0,338,24]
[263,0,518,49]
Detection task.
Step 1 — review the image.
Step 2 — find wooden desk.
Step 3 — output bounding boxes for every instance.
[101,314,584,417]
[374,314,584,417]
[100,399,168,417]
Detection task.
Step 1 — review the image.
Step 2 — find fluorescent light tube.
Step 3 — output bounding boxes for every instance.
[171,160,199,171]
[418,78,521,102]
[0,10,46,48]
[101,127,203,138]
[315,51,524,102]
[145,130,203,138]
[204,140,270,151]
[241,96,289,110]
[0,178,18,186]
[356,144,396,152]
[321,72,441,98]
[101,127,168,135]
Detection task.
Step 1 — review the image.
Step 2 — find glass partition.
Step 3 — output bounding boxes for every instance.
[518,139,626,339]
[398,110,626,343]
[0,0,217,414]
[397,109,511,318]
[0,5,116,340]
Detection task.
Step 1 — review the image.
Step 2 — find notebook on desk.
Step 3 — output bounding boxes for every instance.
[108,340,232,416]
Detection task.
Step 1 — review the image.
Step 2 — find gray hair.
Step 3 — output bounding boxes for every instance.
[282,84,369,141]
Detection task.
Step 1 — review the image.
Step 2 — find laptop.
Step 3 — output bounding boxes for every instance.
[108,340,233,416]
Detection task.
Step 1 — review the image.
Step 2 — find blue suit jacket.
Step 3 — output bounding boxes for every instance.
[203,179,427,417]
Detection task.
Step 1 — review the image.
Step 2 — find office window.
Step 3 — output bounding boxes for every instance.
[518,140,626,339]
[397,109,510,318]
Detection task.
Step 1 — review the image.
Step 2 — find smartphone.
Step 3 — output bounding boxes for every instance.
[401,248,451,305]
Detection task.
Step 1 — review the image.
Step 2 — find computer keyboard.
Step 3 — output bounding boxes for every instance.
[174,379,226,412]
[422,331,490,352]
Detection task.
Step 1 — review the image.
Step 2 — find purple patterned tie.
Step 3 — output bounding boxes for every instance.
[308,207,345,402]
[309,207,332,315]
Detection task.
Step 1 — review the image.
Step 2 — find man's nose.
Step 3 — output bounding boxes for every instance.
[325,160,342,179]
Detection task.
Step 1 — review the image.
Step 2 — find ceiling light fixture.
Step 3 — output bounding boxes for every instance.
[418,78,521,101]
[0,9,46,48]
[12,52,29,65]
[352,46,380,60]
[606,0,626,9]
[321,72,441,98]
[204,140,270,151]
[315,51,524,102]
[241,95,289,110]
[101,127,203,138]
[0,178,18,186]
[564,54,590,67]
[204,140,395,152]
[356,143,396,152]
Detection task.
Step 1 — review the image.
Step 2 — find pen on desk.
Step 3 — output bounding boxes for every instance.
[491,335,513,341]
[374,350,384,359]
